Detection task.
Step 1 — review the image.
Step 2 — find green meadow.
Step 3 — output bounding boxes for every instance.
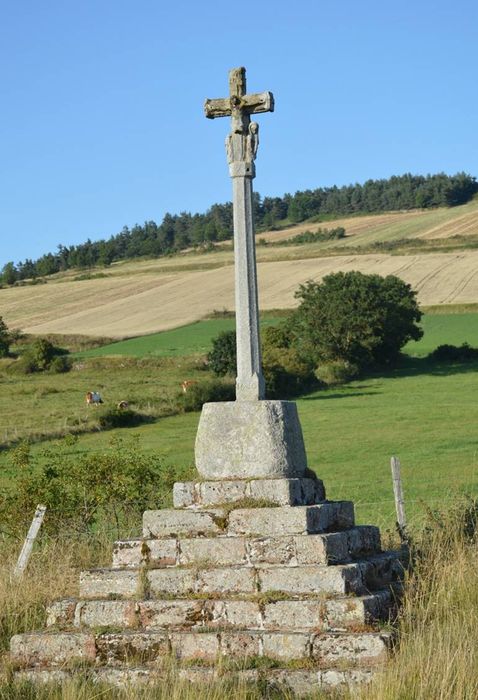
[1,309,478,533]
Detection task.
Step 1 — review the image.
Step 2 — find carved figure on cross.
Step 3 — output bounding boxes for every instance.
[204,68,274,401]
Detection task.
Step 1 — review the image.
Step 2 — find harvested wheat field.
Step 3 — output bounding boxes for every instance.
[2,249,478,337]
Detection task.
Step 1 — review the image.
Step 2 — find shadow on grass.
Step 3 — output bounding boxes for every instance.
[298,356,478,403]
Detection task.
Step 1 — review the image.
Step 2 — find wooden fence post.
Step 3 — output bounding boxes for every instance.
[390,456,408,543]
[13,505,46,578]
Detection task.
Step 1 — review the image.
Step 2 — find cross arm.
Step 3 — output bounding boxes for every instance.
[204,91,274,119]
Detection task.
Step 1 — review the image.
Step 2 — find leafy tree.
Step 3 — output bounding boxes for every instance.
[1,262,18,286]
[0,316,11,357]
[208,330,237,376]
[290,272,423,368]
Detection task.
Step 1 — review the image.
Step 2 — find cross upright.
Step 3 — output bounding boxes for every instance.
[204,67,274,401]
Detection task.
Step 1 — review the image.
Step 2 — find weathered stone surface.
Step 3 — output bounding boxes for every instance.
[312,632,389,665]
[258,563,364,596]
[76,600,139,628]
[197,566,256,594]
[140,600,204,628]
[170,632,220,660]
[96,631,169,664]
[173,477,325,508]
[79,569,140,599]
[227,502,354,536]
[262,632,310,660]
[221,631,260,657]
[179,536,247,566]
[46,599,76,627]
[143,509,225,538]
[195,401,307,479]
[147,569,196,597]
[113,539,177,568]
[205,600,262,628]
[11,632,96,667]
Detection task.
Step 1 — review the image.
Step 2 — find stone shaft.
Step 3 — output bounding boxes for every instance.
[232,168,264,401]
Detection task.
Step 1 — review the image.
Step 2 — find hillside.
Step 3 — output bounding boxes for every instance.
[2,200,478,338]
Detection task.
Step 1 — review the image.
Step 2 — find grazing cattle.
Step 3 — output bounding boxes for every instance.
[181,380,197,393]
[86,391,103,406]
[117,400,129,410]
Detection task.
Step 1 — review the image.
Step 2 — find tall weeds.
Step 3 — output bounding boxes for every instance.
[362,498,478,700]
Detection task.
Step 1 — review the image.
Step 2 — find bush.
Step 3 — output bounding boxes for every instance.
[290,271,423,369]
[315,359,359,386]
[261,326,317,398]
[207,330,237,376]
[181,379,235,412]
[48,355,72,373]
[0,316,11,357]
[428,343,478,362]
[98,407,146,429]
[13,337,71,373]
[0,436,166,536]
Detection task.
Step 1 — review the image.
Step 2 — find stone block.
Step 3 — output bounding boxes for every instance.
[143,509,225,538]
[170,632,220,660]
[96,631,169,664]
[319,668,375,688]
[179,536,247,566]
[324,590,394,628]
[11,632,96,667]
[220,631,260,657]
[147,569,196,597]
[79,569,140,599]
[112,539,177,568]
[197,566,256,594]
[227,502,354,537]
[262,632,310,660]
[205,600,262,628]
[173,477,326,508]
[140,600,204,629]
[46,599,76,627]
[76,601,139,628]
[258,563,364,595]
[195,401,307,478]
[312,632,389,665]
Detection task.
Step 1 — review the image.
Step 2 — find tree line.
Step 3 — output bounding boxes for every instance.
[1,171,476,285]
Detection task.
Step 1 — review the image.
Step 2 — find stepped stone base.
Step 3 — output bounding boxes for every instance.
[10,475,404,694]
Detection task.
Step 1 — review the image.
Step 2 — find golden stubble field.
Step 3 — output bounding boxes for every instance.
[2,200,478,338]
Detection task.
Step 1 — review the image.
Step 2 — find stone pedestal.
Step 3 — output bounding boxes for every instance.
[195,400,307,479]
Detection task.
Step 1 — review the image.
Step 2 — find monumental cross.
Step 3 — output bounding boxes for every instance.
[204,67,274,401]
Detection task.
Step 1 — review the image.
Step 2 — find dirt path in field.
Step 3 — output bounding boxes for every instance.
[2,251,478,337]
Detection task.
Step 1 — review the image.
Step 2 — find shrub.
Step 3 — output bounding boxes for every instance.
[290,271,423,369]
[207,330,237,376]
[98,407,146,429]
[0,316,11,357]
[0,436,166,536]
[261,326,317,398]
[315,359,359,386]
[428,343,478,362]
[13,338,71,373]
[181,379,235,412]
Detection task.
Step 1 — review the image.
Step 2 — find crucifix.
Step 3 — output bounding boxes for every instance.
[204,67,274,401]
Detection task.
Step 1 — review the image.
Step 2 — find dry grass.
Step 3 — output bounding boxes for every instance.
[1,201,478,338]
[357,500,478,700]
[2,250,478,338]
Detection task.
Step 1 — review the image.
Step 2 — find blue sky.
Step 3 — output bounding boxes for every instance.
[1,0,477,267]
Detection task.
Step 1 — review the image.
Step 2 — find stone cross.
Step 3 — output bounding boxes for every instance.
[204,67,274,401]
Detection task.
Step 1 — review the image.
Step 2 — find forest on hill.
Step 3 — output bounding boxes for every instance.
[1,171,477,286]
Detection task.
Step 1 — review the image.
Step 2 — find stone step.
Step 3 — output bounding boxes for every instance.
[15,665,376,696]
[143,501,354,539]
[173,476,326,508]
[112,526,381,569]
[47,588,396,632]
[11,628,390,668]
[79,552,403,599]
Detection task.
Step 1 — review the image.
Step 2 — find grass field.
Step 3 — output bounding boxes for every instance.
[1,310,478,533]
